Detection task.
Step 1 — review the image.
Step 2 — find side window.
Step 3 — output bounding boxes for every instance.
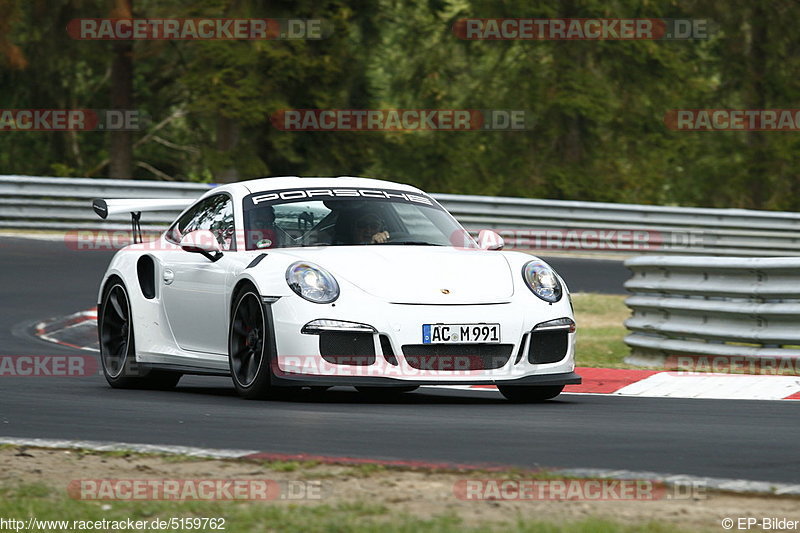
[206,196,235,250]
[166,195,235,251]
[166,203,203,244]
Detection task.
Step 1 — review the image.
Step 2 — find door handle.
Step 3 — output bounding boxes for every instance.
[163,268,175,285]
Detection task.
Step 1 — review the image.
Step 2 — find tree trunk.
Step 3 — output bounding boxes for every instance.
[215,113,240,183]
[745,4,768,208]
[109,0,133,179]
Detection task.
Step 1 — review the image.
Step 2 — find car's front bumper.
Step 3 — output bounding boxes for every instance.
[267,293,580,387]
[271,370,582,388]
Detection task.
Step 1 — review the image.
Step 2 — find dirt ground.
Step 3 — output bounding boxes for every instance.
[1,447,798,531]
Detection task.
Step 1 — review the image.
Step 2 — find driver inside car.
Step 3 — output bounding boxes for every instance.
[247,206,280,249]
[352,210,390,244]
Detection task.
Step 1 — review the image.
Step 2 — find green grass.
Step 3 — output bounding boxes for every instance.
[346,463,387,477]
[0,483,698,533]
[571,293,633,368]
[260,460,307,472]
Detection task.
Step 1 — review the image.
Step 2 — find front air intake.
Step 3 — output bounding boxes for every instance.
[527,318,573,364]
[401,344,513,370]
[319,331,375,365]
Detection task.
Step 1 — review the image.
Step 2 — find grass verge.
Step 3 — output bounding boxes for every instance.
[571,293,633,368]
[3,445,784,533]
[0,481,697,533]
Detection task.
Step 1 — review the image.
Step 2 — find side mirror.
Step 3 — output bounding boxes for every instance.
[180,230,223,261]
[477,229,504,251]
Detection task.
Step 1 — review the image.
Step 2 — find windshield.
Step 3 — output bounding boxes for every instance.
[242,187,476,250]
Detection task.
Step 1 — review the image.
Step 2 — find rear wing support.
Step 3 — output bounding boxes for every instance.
[92,198,196,244]
[131,211,143,243]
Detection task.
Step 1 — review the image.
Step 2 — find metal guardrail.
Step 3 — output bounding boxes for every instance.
[1,175,800,256]
[437,194,800,256]
[0,175,210,231]
[624,256,800,364]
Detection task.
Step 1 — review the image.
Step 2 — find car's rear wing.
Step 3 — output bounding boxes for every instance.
[92,198,195,243]
[92,198,194,219]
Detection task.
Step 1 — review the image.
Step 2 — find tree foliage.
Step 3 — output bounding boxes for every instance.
[0,0,798,209]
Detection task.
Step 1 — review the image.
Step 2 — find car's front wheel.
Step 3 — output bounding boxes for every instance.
[99,280,181,390]
[497,385,564,402]
[229,288,273,399]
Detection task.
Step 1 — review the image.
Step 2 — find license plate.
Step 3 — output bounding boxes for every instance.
[422,323,501,344]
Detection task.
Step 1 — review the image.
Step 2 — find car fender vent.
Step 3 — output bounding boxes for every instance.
[137,255,156,299]
[247,253,267,268]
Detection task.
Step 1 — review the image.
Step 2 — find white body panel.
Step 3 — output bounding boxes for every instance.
[97,176,577,385]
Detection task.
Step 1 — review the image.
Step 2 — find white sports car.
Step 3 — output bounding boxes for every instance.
[93,176,580,402]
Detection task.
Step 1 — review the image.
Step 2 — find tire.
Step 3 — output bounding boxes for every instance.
[229,288,273,399]
[356,386,419,398]
[497,385,564,403]
[98,280,181,390]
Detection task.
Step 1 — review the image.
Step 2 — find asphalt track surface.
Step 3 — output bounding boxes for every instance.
[1,237,798,483]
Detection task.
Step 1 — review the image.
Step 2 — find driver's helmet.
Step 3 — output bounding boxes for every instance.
[346,209,386,244]
[247,206,277,249]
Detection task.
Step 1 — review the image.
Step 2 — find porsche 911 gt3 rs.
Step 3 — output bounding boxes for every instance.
[93,176,581,401]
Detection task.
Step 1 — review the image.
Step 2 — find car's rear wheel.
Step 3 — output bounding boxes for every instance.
[229,288,273,399]
[99,281,181,390]
[497,385,564,402]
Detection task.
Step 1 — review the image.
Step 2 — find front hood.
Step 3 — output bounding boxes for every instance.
[277,246,514,304]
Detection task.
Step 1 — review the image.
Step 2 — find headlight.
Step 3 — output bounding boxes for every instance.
[286,262,340,303]
[522,261,562,303]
